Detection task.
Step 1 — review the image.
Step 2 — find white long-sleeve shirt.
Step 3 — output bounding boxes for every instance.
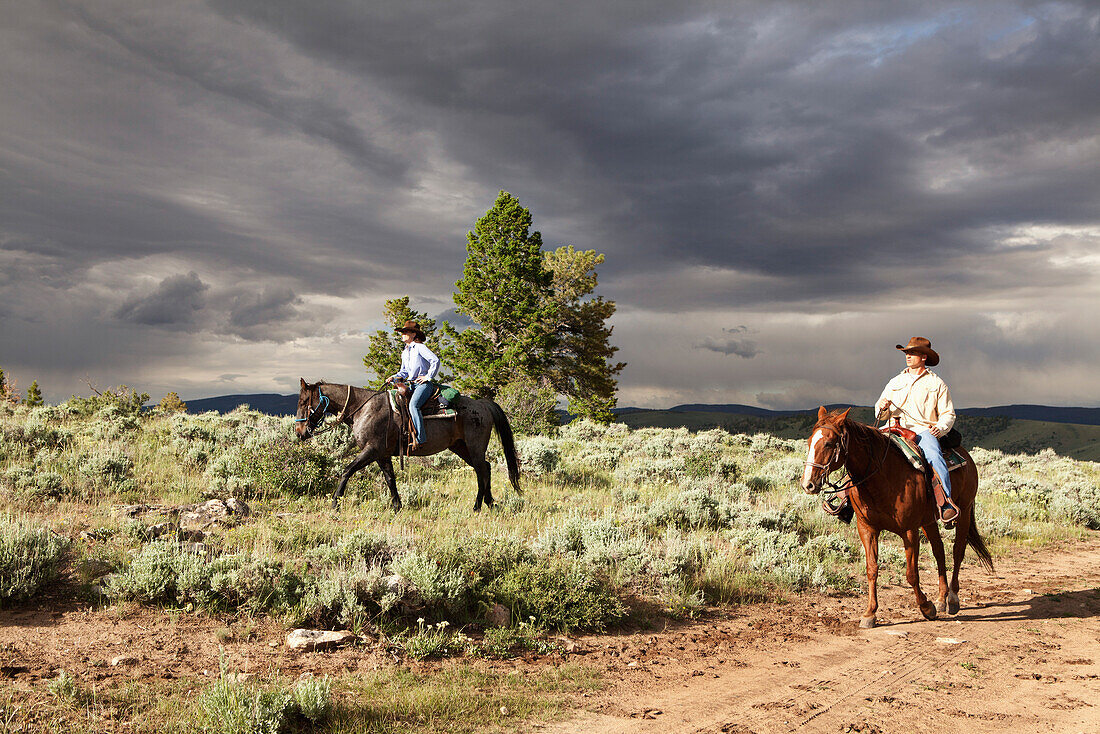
[875,368,955,434]
[392,342,440,382]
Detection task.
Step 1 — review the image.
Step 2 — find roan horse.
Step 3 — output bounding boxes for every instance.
[295,379,520,512]
[801,407,993,628]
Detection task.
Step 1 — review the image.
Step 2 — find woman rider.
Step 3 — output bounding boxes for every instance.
[385,320,440,450]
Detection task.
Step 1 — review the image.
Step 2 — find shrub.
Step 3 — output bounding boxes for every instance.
[401,618,457,659]
[728,525,855,591]
[613,458,685,486]
[0,515,70,605]
[289,563,388,629]
[80,447,134,489]
[516,436,560,475]
[239,439,337,496]
[390,549,476,615]
[642,485,742,531]
[198,659,294,734]
[471,620,556,659]
[495,376,559,436]
[560,418,607,443]
[291,675,332,723]
[106,542,308,617]
[488,557,625,632]
[537,516,651,583]
[1050,480,1100,529]
[684,450,719,479]
[304,529,397,566]
[48,670,78,702]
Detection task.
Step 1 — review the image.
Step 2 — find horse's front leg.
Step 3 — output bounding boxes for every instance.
[333,446,377,510]
[923,523,950,613]
[904,529,937,620]
[857,522,880,628]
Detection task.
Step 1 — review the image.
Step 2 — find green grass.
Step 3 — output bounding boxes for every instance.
[1,664,600,734]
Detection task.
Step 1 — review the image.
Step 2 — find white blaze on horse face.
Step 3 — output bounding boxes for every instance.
[803,429,825,488]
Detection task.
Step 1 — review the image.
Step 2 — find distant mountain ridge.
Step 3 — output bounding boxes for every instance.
[182,393,1100,427]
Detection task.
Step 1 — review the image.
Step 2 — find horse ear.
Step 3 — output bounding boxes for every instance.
[839,408,851,422]
[817,406,827,421]
[300,378,307,389]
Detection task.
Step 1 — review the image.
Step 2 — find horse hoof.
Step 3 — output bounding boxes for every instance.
[859,616,877,629]
[937,600,947,614]
[947,593,960,615]
[920,602,937,620]
[391,502,402,513]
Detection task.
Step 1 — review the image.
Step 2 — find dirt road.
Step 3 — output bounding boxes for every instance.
[539,539,1100,734]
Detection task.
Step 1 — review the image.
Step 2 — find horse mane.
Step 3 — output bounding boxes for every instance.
[814,409,890,452]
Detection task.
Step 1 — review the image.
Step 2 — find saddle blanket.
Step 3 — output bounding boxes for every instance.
[886,433,967,473]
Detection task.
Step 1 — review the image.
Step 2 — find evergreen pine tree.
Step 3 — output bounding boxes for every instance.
[24,380,43,407]
[544,246,625,422]
[445,191,557,395]
[157,392,188,413]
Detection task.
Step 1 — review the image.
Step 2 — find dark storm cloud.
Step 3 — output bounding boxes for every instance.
[225,286,320,342]
[115,272,209,328]
[199,0,1100,308]
[62,1,407,182]
[2,0,1098,406]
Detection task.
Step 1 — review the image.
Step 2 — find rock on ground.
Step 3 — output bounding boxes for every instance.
[285,629,357,652]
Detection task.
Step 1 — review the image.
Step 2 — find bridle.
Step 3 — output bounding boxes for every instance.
[806,421,890,511]
[295,384,382,436]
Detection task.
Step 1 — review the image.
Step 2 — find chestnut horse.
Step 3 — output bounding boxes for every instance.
[295,379,520,512]
[801,407,993,628]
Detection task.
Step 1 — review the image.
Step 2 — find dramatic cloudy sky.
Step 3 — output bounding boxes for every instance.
[2,0,1098,409]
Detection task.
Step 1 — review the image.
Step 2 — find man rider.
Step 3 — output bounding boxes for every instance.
[875,337,960,524]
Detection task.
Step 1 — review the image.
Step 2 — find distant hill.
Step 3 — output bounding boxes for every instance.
[184,393,297,415]
[180,394,1100,461]
[629,403,1100,426]
[617,405,1100,462]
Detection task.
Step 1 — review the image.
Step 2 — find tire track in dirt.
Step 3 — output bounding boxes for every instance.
[537,538,1100,734]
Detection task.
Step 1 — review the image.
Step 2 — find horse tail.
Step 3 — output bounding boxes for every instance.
[967,509,994,572]
[487,400,521,494]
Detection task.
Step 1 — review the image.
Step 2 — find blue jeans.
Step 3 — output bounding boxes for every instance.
[917,430,952,500]
[409,381,435,443]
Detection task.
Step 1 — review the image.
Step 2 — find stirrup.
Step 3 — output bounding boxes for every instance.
[939,501,959,527]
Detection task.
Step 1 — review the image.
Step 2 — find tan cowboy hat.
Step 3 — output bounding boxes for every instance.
[896,336,939,366]
[395,320,426,342]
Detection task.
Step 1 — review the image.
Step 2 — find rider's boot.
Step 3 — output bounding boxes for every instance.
[932,473,959,527]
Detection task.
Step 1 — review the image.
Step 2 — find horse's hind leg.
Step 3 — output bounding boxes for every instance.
[948,504,972,614]
[857,522,881,628]
[450,441,492,512]
[923,523,950,613]
[377,456,401,513]
[904,529,937,621]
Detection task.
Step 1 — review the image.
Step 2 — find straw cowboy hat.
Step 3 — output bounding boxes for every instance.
[394,320,426,341]
[896,336,939,367]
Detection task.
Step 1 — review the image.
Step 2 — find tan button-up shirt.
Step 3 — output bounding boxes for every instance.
[875,368,955,434]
